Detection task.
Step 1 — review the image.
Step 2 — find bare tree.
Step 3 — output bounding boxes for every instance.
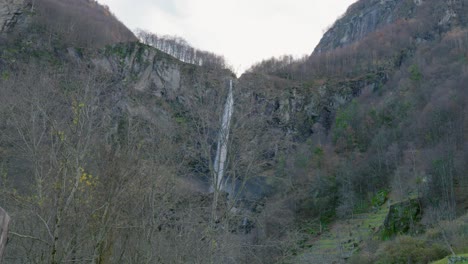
[0,207,10,262]
[136,29,227,69]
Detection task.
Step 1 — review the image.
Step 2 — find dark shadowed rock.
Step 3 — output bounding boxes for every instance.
[0,0,25,32]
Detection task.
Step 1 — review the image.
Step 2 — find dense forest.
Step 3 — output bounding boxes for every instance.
[0,0,467,263]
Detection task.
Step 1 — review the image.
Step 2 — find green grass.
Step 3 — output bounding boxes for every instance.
[293,198,432,263]
[363,206,388,230]
[314,238,339,250]
[292,204,390,263]
[431,253,468,264]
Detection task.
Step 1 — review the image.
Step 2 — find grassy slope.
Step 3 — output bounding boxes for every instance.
[431,254,468,264]
[293,204,388,263]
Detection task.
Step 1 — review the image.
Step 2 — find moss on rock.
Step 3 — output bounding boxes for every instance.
[381,199,421,239]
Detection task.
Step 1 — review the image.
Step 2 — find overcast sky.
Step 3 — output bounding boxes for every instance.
[97,0,357,74]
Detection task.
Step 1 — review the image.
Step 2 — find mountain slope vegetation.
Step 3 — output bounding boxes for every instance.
[0,0,466,263]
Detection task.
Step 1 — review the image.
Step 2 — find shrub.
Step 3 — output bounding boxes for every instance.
[375,236,449,264]
[425,214,468,253]
[372,189,389,207]
[409,64,422,81]
[348,254,374,264]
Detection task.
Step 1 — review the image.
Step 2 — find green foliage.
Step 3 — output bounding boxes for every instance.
[294,155,309,169]
[377,100,411,127]
[32,46,62,66]
[313,146,324,168]
[372,190,389,207]
[72,100,86,125]
[313,146,324,157]
[381,199,421,239]
[353,200,371,214]
[319,207,337,225]
[457,55,468,64]
[116,114,129,145]
[1,71,9,80]
[409,64,422,82]
[174,115,187,124]
[300,220,329,236]
[333,100,358,148]
[423,108,456,145]
[296,176,338,228]
[105,44,129,59]
[75,47,84,57]
[296,112,317,139]
[426,156,456,216]
[275,153,287,177]
[374,83,384,95]
[375,236,449,264]
[349,254,374,264]
[302,80,319,89]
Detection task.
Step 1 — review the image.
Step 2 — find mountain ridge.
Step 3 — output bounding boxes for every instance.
[313,0,465,54]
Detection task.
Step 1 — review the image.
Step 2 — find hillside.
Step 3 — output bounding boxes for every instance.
[243,0,468,262]
[1,0,136,47]
[314,0,465,53]
[0,0,467,263]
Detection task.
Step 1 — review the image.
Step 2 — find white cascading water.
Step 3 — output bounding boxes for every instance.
[213,80,234,191]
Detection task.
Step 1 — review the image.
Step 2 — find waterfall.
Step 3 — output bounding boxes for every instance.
[213,80,234,191]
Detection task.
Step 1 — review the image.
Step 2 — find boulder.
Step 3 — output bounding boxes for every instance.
[381,199,421,238]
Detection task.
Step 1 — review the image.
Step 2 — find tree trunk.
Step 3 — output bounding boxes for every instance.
[0,207,11,262]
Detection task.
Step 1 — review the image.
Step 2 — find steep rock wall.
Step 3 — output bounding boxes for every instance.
[238,71,388,142]
[92,43,234,117]
[314,0,414,53]
[0,0,25,32]
[314,0,466,53]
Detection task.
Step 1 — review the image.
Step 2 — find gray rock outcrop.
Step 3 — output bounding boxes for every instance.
[314,0,465,53]
[0,0,24,32]
[448,256,468,264]
[314,0,407,53]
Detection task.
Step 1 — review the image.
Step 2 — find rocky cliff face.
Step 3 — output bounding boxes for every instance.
[314,0,416,53]
[95,43,233,102]
[92,42,233,125]
[313,0,464,53]
[0,0,231,129]
[0,0,25,32]
[1,0,137,47]
[238,70,388,144]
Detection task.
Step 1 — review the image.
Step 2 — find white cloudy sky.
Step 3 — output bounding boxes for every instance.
[98,0,357,74]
